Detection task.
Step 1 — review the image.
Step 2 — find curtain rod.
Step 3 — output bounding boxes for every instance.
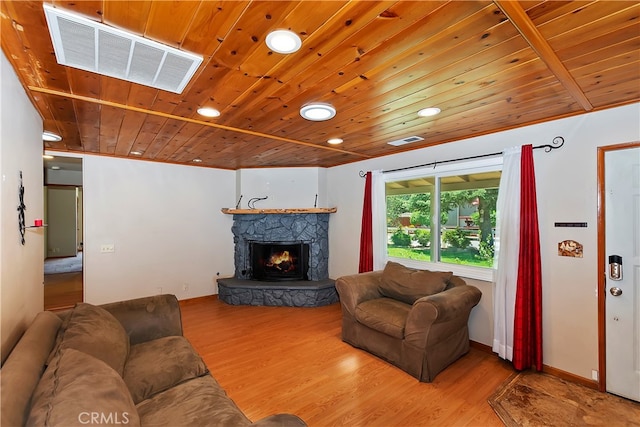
[359,136,564,177]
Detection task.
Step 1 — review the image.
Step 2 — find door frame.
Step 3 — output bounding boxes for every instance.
[597,140,640,392]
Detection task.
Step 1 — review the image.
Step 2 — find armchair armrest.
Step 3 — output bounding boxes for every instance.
[404,285,481,348]
[99,294,183,345]
[335,271,384,317]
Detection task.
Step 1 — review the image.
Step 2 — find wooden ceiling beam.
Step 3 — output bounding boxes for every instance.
[494,0,593,111]
[27,86,371,160]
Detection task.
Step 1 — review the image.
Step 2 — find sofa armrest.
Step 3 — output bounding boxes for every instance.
[335,271,384,317]
[99,294,183,345]
[404,285,481,348]
[251,414,307,426]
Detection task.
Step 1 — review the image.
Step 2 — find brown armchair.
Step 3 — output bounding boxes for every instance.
[335,262,482,382]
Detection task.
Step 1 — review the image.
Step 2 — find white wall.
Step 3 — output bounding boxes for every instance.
[74,162,330,306]
[326,102,640,381]
[82,156,235,304]
[236,167,328,209]
[0,53,44,363]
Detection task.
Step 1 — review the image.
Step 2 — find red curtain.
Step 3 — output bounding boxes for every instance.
[513,145,543,371]
[359,171,373,273]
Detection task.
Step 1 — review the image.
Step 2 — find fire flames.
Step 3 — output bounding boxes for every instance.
[266,250,295,272]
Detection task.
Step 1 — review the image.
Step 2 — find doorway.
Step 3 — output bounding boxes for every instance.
[597,142,640,402]
[43,156,83,310]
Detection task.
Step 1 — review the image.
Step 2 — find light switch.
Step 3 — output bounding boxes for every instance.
[100,244,115,253]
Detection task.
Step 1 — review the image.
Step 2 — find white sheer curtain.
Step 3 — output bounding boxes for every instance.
[370,170,387,271]
[492,146,522,361]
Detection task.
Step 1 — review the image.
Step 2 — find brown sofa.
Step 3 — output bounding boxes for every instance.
[335,262,482,382]
[1,294,306,427]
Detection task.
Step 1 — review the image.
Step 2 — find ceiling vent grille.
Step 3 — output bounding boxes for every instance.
[43,4,202,94]
[387,136,425,146]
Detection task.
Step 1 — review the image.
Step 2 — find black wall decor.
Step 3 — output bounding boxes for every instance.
[18,171,26,245]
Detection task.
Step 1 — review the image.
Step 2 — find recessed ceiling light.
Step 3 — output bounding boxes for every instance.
[300,103,336,121]
[50,166,61,170]
[130,151,143,155]
[417,107,441,117]
[192,158,203,163]
[43,155,54,159]
[266,30,302,54]
[42,131,62,142]
[327,138,343,145]
[197,107,220,118]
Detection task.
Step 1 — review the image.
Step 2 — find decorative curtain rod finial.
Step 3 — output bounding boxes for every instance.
[534,136,565,152]
[550,136,564,151]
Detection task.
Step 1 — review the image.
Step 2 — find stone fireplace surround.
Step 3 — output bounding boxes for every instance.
[217,209,339,307]
[232,212,329,280]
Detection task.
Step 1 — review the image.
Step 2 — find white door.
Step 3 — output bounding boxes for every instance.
[605,146,640,402]
[46,187,78,258]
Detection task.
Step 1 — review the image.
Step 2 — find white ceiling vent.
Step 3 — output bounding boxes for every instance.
[387,136,425,146]
[43,4,202,94]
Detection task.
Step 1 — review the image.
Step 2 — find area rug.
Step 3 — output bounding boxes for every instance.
[44,252,82,275]
[488,371,640,426]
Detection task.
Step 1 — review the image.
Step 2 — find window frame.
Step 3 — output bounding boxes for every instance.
[381,157,503,282]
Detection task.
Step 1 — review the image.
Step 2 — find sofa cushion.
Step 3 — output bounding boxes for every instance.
[124,336,209,404]
[379,261,452,304]
[252,414,308,426]
[27,348,140,427]
[57,303,130,376]
[355,298,411,339]
[136,375,252,426]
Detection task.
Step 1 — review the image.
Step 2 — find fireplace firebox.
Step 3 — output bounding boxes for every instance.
[250,241,309,281]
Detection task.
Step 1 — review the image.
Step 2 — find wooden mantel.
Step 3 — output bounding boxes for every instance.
[221,207,337,215]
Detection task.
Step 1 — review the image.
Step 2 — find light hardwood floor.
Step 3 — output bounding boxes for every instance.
[44,272,83,310]
[179,297,514,426]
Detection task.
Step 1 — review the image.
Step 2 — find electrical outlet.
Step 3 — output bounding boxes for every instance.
[100,244,115,253]
[182,283,189,292]
[591,370,598,381]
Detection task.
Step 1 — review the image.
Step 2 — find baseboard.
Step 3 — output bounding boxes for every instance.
[542,364,598,390]
[470,340,493,354]
[179,294,218,306]
[469,340,598,390]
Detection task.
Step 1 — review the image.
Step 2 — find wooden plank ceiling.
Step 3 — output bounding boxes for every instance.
[1,1,638,169]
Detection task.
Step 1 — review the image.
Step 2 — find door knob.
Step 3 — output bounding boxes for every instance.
[610,287,623,296]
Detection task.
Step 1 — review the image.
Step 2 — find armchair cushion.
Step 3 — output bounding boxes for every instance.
[379,261,452,304]
[355,298,411,339]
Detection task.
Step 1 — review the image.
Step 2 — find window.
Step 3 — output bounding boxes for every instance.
[383,158,502,281]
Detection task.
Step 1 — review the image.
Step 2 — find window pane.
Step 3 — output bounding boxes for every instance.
[438,171,500,267]
[385,169,501,269]
[386,192,434,262]
[385,176,435,262]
